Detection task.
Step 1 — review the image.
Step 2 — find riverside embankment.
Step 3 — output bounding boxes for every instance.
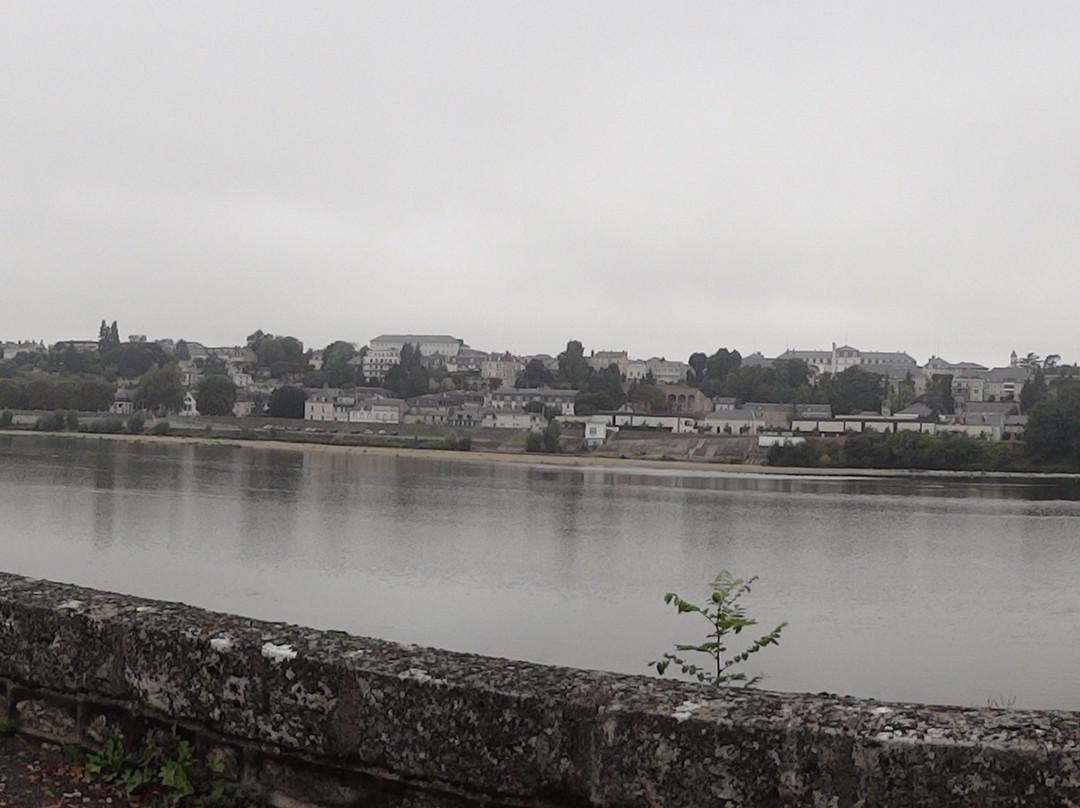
[4,426,1074,480]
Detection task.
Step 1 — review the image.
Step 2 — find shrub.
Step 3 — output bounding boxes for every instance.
[651,570,787,687]
[150,421,170,436]
[34,410,66,431]
[0,410,12,427]
[127,413,146,434]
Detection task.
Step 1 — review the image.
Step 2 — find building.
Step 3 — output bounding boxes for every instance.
[349,398,406,425]
[492,408,545,430]
[583,419,620,447]
[625,358,692,385]
[480,353,524,383]
[660,385,712,413]
[777,343,917,379]
[362,335,465,382]
[586,350,630,376]
[1,341,45,360]
[488,386,579,416]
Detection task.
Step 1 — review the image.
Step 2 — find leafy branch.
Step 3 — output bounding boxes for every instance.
[650,570,787,687]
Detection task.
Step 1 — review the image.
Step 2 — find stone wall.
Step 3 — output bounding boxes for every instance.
[1,571,1078,807]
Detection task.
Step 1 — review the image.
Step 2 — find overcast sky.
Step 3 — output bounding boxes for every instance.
[3,2,1078,367]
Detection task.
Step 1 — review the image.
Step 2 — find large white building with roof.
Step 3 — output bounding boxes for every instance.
[362,334,465,381]
[776,343,917,379]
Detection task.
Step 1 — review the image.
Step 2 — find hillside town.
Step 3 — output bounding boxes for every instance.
[0,326,1056,447]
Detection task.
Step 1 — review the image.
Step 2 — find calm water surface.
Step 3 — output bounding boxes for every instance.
[3,434,1079,710]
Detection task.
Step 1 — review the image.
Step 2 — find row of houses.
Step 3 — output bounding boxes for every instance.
[356,335,695,386]
[301,386,582,429]
[575,399,1027,443]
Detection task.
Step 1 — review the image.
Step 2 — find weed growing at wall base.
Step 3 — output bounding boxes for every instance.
[80,729,268,807]
[650,570,787,687]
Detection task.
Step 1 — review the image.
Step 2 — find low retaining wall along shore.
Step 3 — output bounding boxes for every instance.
[1,572,1078,807]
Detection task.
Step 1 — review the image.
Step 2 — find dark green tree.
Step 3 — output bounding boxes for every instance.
[195,374,237,416]
[917,374,955,416]
[820,367,885,415]
[101,341,166,378]
[557,340,590,387]
[384,344,429,398]
[133,365,185,414]
[627,378,668,412]
[517,358,554,388]
[541,419,561,452]
[97,320,120,352]
[701,348,742,396]
[688,352,708,385]
[1020,368,1048,414]
[268,385,307,419]
[79,379,117,412]
[322,341,357,388]
[1025,381,1080,465]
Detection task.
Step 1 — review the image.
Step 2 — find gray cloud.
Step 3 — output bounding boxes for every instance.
[3,1,1079,366]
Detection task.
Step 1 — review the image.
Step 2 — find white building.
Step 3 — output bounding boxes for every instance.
[362,334,465,381]
[481,354,525,383]
[776,343,917,379]
[488,386,579,416]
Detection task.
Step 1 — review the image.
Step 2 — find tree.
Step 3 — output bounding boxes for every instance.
[517,358,554,388]
[268,385,307,419]
[557,340,589,387]
[627,378,668,412]
[917,374,955,416]
[133,365,185,415]
[97,319,120,352]
[1025,381,1080,465]
[1020,367,1048,414]
[541,419,561,452]
[195,374,237,416]
[688,352,708,385]
[79,379,117,412]
[322,341,357,388]
[384,344,430,398]
[888,372,918,413]
[820,367,885,415]
[102,341,166,378]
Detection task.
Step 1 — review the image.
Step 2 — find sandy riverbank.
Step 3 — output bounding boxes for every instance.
[5,428,1077,480]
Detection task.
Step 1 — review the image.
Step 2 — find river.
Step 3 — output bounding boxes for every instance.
[2,434,1079,710]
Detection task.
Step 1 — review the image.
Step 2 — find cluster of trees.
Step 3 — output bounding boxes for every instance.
[0,377,116,412]
[767,432,1026,472]
[685,348,888,415]
[1023,379,1080,467]
[246,330,306,379]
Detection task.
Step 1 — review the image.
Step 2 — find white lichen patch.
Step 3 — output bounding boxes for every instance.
[209,637,234,653]
[673,700,704,723]
[135,606,156,613]
[261,642,297,663]
[397,668,448,686]
[871,706,895,716]
[57,600,84,610]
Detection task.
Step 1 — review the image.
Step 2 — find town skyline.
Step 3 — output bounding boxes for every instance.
[0,323,1064,373]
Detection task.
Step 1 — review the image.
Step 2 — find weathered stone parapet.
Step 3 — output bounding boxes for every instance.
[1,571,1078,807]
